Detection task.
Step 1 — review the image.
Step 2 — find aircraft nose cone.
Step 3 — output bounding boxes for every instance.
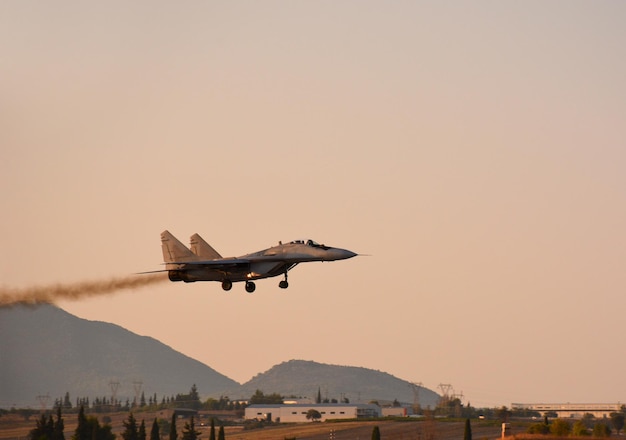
[329,248,358,260]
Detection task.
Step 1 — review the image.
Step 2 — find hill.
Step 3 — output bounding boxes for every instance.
[0,305,440,409]
[228,359,440,407]
[0,304,239,407]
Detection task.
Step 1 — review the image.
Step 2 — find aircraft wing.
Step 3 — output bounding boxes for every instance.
[169,258,251,268]
[136,260,249,274]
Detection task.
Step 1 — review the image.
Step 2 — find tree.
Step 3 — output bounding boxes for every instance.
[91,418,116,440]
[582,413,595,428]
[572,420,589,436]
[316,388,322,404]
[209,418,215,440]
[72,407,115,440]
[527,423,550,435]
[73,406,90,440]
[371,426,381,440]
[150,419,160,440]
[217,426,225,440]
[306,410,321,422]
[496,406,511,423]
[187,385,201,410]
[45,416,55,439]
[610,412,625,435]
[249,390,283,405]
[122,413,139,440]
[169,413,178,440]
[53,407,65,440]
[181,417,200,440]
[463,419,472,440]
[139,420,147,440]
[550,419,571,437]
[593,422,611,437]
[30,414,53,440]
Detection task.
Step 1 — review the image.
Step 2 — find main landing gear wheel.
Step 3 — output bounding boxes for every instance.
[245,281,256,293]
[279,271,289,289]
[221,280,232,291]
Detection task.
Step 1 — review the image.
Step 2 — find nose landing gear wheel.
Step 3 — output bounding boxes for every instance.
[245,281,256,293]
[279,271,289,289]
[221,280,232,291]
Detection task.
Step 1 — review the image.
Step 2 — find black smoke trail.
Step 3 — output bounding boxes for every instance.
[0,273,167,308]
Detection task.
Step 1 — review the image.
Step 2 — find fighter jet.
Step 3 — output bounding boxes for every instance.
[157,230,357,292]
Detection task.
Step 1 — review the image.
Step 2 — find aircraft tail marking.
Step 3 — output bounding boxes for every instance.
[161,230,199,263]
[189,233,222,259]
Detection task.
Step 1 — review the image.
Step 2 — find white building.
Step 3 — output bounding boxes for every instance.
[381,406,408,417]
[512,403,623,419]
[245,403,381,423]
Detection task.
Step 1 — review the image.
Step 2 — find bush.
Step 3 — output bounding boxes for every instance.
[550,419,571,437]
[593,422,611,437]
[572,420,589,436]
[527,423,550,434]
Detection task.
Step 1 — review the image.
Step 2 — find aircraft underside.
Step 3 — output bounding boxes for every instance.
[167,262,298,293]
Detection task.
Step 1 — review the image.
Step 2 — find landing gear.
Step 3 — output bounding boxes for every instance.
[245,281,256,293]
[278,271,289,289]
[221,280,232,291]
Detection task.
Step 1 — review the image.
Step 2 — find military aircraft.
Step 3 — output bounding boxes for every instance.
[156,230,357,292]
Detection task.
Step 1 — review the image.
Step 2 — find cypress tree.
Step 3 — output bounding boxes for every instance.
[46,415,55,439]
[371,425,381,440]
[464,418,472,440]
[150,419,160,440]
[29,413,50,440]
[138,420,147,440]
[169,413,177,440]
[53,407,65,440]
[122,413,139,440]
[74,406,90,440]
[181,417,201,440]
[209,418,215,440]
[217,426,225,440]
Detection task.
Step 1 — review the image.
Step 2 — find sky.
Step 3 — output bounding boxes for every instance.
[2,1,625,408]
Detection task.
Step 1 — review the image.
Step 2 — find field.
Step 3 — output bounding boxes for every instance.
[0,411,513,440]
[221,419,507,440]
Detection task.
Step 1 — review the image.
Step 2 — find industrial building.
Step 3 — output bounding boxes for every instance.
[512,403,624,419]
[245,403,382,423]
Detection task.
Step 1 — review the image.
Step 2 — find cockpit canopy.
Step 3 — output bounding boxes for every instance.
[289,239,328,249]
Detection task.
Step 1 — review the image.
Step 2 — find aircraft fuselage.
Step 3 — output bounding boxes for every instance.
[158,233,357,292]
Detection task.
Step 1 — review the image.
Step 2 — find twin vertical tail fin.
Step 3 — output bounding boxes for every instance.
[161,230,223,263]
[190,233,222,259]
[161,230,199,263]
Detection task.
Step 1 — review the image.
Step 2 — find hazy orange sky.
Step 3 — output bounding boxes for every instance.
[2,1,625,408]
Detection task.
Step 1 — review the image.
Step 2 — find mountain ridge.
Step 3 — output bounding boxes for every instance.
[0,304,238,407]
[0,305,439,408]
[235,359,440,407]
